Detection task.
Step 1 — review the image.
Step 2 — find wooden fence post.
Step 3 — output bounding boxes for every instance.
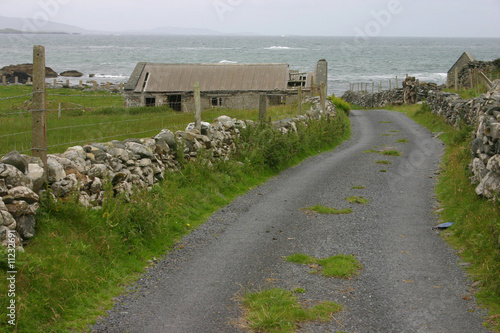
[53,79,57,87]
[320,83,326,113]
[259,94,267,121]
[1,76,5,85]
[193,82,201,131]
[396,76,398,89]
[298,86,303,116]
[31,45,47,176]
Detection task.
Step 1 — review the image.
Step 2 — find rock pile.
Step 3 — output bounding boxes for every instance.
[0,97,336,249]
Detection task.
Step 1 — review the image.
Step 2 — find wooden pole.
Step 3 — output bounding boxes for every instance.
[396,76,398,89]
[298,86,303,116]
[31,45,47,175]
[372,82,374,94]
[259,94,267,121]
[193,82,201,131]
[53,78,57,87]
[320,83,326,113]
[1,76,5,85]
[389,79,392,90]
[58,103,62,118]
[470,69,474,89]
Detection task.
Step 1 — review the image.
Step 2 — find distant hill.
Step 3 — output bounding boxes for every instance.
[0,15,228,36]
[0,28,69,35]
[0,16,94,34]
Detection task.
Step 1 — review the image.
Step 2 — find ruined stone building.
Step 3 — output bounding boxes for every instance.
[124,60,327,111]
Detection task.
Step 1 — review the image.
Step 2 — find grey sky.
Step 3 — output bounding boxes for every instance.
[2,0,500,37]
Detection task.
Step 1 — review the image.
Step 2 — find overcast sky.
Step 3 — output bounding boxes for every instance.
[1,0,500,37]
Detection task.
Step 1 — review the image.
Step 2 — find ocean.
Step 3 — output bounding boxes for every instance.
[1,34,499,96]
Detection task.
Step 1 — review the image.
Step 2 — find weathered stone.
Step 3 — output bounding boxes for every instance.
[88,164,110,179]
[79,192,92,208]
[126,142,154,159]
[0,197,6,212]
[16,215,35,239]
[0,164,32,189]
[112,170,131,185]
[138,158,152,167]
[0,210,16,228]
[0,179,7,196]
[63,147,87,173]
[27,163,46,193]
[51,174,78,197]
[1,151,28,174]
[47,157,66,183]
[108,148,130,162]
[7,186,39,204]
[487,155,500,173]
[60,70,83,77]
[155,129,177,147]
[89,177,102,194]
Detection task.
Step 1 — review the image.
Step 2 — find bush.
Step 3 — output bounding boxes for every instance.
[328,95,351,115]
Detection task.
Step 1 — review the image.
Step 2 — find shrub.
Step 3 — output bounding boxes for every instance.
[328,94,351,115]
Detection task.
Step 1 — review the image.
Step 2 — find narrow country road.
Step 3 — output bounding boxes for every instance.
[93,109,488,333]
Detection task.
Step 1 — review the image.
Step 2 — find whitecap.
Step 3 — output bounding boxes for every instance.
[219,60,238,64]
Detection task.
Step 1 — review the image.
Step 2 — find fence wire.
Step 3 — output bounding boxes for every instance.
[0,89,195,157]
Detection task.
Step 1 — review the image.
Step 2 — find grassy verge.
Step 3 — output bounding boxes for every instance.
[389,103,500,331]
[0,104,351,332]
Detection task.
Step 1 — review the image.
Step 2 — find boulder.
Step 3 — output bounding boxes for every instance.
[0,151,28,174]
[63,147,88,173]
[0,63,57,84]
[7,186,39,204]
[6,200,38,218]
[51,174,78,197]
[126,142,154,159]
[0,164,32,189]
[0,211,16,229]
[155,129,177,147]
[60,70,83,77]
[47,157,66,183]
[27,163,46,193]
[16,215,35,239]
[88,164,110,179]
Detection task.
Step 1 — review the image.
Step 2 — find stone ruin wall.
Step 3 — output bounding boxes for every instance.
[0,97,336,250]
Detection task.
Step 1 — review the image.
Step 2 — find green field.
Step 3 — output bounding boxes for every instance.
[0,85,309,156]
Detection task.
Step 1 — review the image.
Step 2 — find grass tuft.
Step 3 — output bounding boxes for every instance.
[376,160,392,165]
[345,196,369,204]
[286,253,362,279]
[352,185,366,190]
[302,205,353,215]
[240,288,343,333]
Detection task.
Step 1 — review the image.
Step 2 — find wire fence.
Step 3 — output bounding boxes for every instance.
[0,89,197,157]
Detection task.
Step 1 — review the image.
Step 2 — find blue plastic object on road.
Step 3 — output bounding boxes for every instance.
[432,222,454,230]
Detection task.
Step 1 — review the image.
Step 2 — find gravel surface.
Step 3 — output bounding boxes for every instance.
[92,109,488,333]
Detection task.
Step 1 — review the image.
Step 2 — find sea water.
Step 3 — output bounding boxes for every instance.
[0,34,499,96]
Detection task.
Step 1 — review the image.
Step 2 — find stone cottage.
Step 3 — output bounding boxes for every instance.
[124,61,327,111]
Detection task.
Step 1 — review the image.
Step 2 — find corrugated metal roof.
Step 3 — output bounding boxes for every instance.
[131,63,290,93]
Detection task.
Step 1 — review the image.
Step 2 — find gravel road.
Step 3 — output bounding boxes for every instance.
[92,109,488,333]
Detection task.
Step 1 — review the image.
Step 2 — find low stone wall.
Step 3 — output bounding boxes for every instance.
[341,77,439,108]
[0,97,336,249]
[426,81,500,199]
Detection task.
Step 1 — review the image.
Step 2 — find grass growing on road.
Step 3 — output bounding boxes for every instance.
[390,103,500,331]
[345,196,369,204]
[396,138,409,143]
[352,185,366,189]
[286,254,362,278]
[0,103,351,332]
[302,205,353,215]
[363,149,402,156]
[239,288,343,333]
[376,160,392,165]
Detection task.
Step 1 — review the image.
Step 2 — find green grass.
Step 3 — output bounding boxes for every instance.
[345,196,369,204]
[396,139,409,143]
[352,185,366,190]
[302,205,353,215]
[286,253,362,278]
[379,121,393,123]
[0,86,314,156]
[362,149,401,156]
[391,102,500,332]
[376,160,392,165]
[380,169,387,173]
[0,100,351,332]
[239,288,343,333]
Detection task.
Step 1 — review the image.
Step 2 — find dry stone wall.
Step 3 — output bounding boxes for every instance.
[0,97,336,249]
[426,81,500,199]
